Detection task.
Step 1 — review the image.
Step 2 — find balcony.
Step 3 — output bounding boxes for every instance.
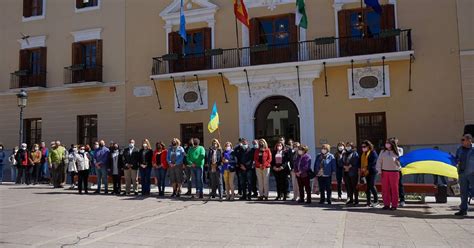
[152,29,412,76]
[10,70,47,89]
[64,64,103,84]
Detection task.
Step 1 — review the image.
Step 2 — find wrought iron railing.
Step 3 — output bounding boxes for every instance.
[10,70,47,89]
[64,64,103,84]
[152,29,412,75]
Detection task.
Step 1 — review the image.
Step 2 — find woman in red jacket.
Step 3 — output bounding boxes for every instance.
[253,139,272,200]
[153,141,168,197]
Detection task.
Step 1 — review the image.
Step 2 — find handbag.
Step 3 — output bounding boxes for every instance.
[450,182,461,196]
[307,168,316,179]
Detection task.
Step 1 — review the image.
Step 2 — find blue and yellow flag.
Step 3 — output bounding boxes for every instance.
[399,148,458,179]
[208,102,219,133]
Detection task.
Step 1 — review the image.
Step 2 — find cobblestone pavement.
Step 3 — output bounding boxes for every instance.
[0,183,472,248]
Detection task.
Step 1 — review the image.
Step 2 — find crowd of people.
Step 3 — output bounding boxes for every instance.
[0,134,472,216]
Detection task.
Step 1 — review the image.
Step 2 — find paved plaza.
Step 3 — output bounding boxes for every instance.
[0,183,473,248]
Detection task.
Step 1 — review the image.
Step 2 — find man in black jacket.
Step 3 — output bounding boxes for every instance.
[122,139,140,195]
[234,139,254,200]
[15,143,30,185]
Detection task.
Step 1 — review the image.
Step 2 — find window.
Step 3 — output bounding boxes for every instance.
[23,0,43,18]
[71,40,102,83]
[24,118,42,147]
[77,115,98,146]
[180,123,204,146]
[338,4,396,56]
[76,0,98,9]
[356,112,387,151]
[168,28,211,73]
[17,47,47,88]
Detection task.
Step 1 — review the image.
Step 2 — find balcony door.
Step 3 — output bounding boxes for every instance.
[168,28,211,73]
[18,47,46,88]
[250,13,298,66]
[71,40,102,83]
[338,4,396,56]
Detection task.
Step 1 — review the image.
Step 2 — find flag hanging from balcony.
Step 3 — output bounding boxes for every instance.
[364,0,382,15]
[296,0,308,29]
[179,0,187,42]
[234,0,250,27]
[208,102,220,133]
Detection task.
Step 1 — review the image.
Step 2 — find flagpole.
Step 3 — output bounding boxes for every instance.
[217,128,222,142]
[234,16,241,66]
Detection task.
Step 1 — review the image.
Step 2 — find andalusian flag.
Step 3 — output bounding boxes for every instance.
[208,102,219,133]
[296,0,308,29]
[234,0,250,27]
[399,149,458,179]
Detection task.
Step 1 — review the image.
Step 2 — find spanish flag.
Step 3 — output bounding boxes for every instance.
[399,148,458,179]
[208,102,219,133]
[234,0,250,28]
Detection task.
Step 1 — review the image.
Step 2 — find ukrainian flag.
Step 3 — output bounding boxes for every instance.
[208,102,219,133]
[399,148,458,179]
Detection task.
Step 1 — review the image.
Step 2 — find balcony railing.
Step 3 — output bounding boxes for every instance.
[10,70,47,89]
[64,64,103,84]
[153,29,412,75]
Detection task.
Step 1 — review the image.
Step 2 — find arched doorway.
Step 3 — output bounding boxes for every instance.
[254,96,300,148]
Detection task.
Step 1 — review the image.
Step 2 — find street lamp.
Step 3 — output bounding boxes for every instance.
[16,90,28,146]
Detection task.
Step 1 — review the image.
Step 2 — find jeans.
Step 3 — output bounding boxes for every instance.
[236,169,242,194]
[209,170,223,198]
[192,167,203,194]
[459,173,474,212]
[366,173,378,205]
[11,165,17,182]
[318,176,332,203]
[256,167,270,197]
[155,167,167,194]
[399,171,405,202]
[239,169,253,198]
[96,166,108,193]
[32,163,41,184]
[0,163,3,183]
[184,166,192,192]
[382,171,400,208]
[140,166,152,195]
[297,176,311,202]
[336,167,343,198]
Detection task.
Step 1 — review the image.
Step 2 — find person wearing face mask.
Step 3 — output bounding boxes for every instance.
[48,142,62,188]
[234,139,254,200]
[109,143,123,195]
[55,141,68,186]
[9,146,19,183]
[253,139,272,201]
[392,137,406,207]
[271,142,290,201]
[94,140,110,194]
[0,144,5,184]
[138,139,153,196]
[207,139,223,199]
[335,142,346,201]
[342,142,360,205]
[249,140,259,197]
[376,138,401,210]
[222,142,237,200]
[290,142,301,201]
[152,142,168,197]
[454,134,474,216]
[360,140,379,207]
[30,144,42,185]
[39,142,49,183]
[294,145,312,204]
[67,145,79,189]
[122,139,140,195]
[186,138,206,198]
[183,138,194,196]
[315,144,336,204]
[76,145,90,194]
[167,138,185,197]
[233,138,245,197]
[15,143,31,185]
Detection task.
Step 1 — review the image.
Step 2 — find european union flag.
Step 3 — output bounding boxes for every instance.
[364,0,382,14]
[179,0,187,42]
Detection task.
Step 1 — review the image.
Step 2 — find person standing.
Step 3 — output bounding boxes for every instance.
[250,140,259,197]
[167,138,185,197]
[139,139,153,196]
[39,142,49,183]
[187,138,206,198]
[360,140,379,207]
[122,139,140,195]
[183,138,194,196]
[109,143,123,195]
[94,140,110,194]
[55,141,68,186]
[153,142,168,196]
[315,144,336,204]
[376,138,401,210]
[254,139,272,201]
[15,143,31,185]
[48,142,66,188]
[392,137,406,207]
[76,145,90,194]
[0,144,5,184]
[234,138,244,196]
[454,134,474,216]
[9,147,19,183]
[342,142,360,205]
[272,142,290,201]
[67,145,79,189]
[294,145,312,204]
[290,142,301,201]
[207,139,223,199]
[335,142,346,201]
[222,142,237,200]
[235,139,254,201]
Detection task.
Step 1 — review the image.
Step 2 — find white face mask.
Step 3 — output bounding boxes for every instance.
[226,147,232,151]
[34,147,39,151]
[79,149,85,153]
[321,149,328,155]
[143,144,148,148]
[94,145,99,149]
[338,146,344,152]
[73,148,78,153]
[346,147,352,152]
[129,143,134,148]
[385,143,392,149]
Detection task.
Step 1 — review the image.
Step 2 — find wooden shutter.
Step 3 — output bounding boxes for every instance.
[23,0,32,17]
[288,13,297,43]
[381,4,395,31]
[249,18,260,46]
[19,49,29,70]
[96,40,103,81]
[72,42,82,65]
[337,9,350,38]
[202,27,212,50]
[168,32,183,54]
[76,0,83,8]
[39,47,46,85]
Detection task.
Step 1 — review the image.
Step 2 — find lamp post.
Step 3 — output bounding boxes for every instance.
[17,90,28,146]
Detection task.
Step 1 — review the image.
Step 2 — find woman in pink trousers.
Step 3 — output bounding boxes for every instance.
[376,138,401,210]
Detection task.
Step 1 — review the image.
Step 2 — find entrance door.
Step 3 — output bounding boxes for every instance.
[254,96,300,148]
[356,112,387,151]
